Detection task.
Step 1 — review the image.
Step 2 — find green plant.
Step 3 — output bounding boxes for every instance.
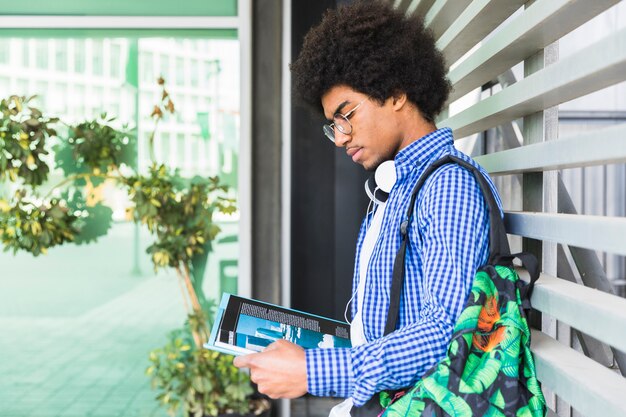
[138,81,266,417]
[0,95,57,186]
[147,312,269,417]
[0,86,235,308]
[126,163,235,314]
[0,81,263,417]
[0,191,78,255]
[0,96,122,251]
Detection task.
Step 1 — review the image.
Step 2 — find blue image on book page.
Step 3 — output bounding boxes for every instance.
[235,314,351,351]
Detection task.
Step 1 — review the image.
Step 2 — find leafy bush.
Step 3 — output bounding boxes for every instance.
[0,95,56,186]
[147,312,270,417]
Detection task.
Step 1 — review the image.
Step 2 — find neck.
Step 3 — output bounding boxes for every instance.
[397,111,437,152]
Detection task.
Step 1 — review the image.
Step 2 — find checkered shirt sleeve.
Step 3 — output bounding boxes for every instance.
[305,154,492,406]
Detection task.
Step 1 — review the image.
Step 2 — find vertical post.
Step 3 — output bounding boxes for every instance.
[125,37,142,277]
[281,1,292,414]
[522,37,562,414]
[238,0,253,298]
[281,0,292,311]
[251,0,283,304]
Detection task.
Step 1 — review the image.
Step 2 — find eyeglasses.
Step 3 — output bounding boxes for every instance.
[322,99,366,143]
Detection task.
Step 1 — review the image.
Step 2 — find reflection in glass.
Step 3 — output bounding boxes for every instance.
[55,40,67,71]
[74,39,86,73]
[0,35,241,300]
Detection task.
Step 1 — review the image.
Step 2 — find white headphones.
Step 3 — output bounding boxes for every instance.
[364,160,397,205]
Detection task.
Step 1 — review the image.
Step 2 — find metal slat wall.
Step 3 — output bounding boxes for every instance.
[392,1,626,417]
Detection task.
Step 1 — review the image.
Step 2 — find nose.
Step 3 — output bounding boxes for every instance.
[334,130,351,147]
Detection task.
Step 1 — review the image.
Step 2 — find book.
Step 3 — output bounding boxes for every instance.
[204,293,352,356]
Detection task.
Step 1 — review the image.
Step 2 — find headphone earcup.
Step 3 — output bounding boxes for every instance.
[364,160,396,205]
[365,175,388,204]
[374,160,397,194]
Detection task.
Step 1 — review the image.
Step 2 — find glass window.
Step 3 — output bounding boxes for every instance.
[175,57,185,86]
[35,40,48,69]
[0,76,8,93]
[91,86,104,113]
[159,54,170,80]
[159,132,170,163]
[176,133,185,168]
[0,42,9,65]
[191,134,201,173]
[69,84,86,120]
[140,51,153,83]
[74,39,86,73]
[92,40,103,76]
[55,40,67,71]
[186,97,196,123]
[0,33,241,314]
[190,59,199,87]
[0,30,241,417]
[110,42,121,79]
[34,81,47,107]
[16,78,29,95]
[51,82,67,114]
[21,39,30,67]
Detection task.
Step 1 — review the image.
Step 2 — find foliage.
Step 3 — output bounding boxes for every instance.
[0,81,256,416]
[0,95,57,186]
[61,188,114,245]
[147,76,176,162]
[125,165,235,271]
[0,97,129,251]
[147,312,268,417]
[0,86,235,274]
[0,192,78,255]
[54,113,135,186]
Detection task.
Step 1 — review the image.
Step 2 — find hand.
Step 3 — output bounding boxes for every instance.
[233,339,308,399]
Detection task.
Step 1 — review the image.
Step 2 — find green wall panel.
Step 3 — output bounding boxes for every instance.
[1,0,237,17]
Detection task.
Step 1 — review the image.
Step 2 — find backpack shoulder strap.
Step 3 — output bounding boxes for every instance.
[384,154,511,336]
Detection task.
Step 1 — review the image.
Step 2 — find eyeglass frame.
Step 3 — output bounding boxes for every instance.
[322,98,367,143]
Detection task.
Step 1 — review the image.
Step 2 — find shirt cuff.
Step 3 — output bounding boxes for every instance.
[305,348,353,398]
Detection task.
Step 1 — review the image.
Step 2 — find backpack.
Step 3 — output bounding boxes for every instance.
[378,155,546,417]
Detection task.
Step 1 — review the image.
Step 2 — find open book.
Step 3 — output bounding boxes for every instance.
[204,293,352,356]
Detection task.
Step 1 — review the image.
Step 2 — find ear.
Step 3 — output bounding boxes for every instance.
[390,92,408,111]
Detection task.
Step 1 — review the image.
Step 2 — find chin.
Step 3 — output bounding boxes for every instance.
[363,158,384,171]
[361,161,375,171]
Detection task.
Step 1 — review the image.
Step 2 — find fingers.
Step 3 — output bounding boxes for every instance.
[250,369,259,384]
[263,341,280,352]
[232,354,268,395]
[232,342,308,400]
[265,339,291,351]
[258,385,279,400]
[233,353,254,368]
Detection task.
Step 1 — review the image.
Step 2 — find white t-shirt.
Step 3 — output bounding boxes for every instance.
[331,201,387,417]
[350,201,387,347]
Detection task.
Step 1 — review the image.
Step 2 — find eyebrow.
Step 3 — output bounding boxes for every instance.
[326,100,350,122]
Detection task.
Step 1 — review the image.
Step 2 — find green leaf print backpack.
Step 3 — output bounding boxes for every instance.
[379,155,546,417]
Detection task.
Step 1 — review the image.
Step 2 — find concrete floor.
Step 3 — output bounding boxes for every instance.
[0,223,186,417]
[0,222,342,417]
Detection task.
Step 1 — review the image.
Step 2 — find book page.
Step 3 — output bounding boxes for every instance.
[206,294,351,355]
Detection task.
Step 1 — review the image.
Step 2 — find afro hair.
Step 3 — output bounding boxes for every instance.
[290,0,450,122]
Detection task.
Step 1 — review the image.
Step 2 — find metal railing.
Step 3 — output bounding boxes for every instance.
[393,1,626,416]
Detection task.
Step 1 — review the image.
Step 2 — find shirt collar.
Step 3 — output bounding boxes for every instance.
[393,127,454,180]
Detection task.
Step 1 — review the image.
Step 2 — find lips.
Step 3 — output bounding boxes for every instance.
[347,147,363,162]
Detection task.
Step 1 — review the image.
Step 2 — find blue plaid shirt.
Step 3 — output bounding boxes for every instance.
[305,127,502,406]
